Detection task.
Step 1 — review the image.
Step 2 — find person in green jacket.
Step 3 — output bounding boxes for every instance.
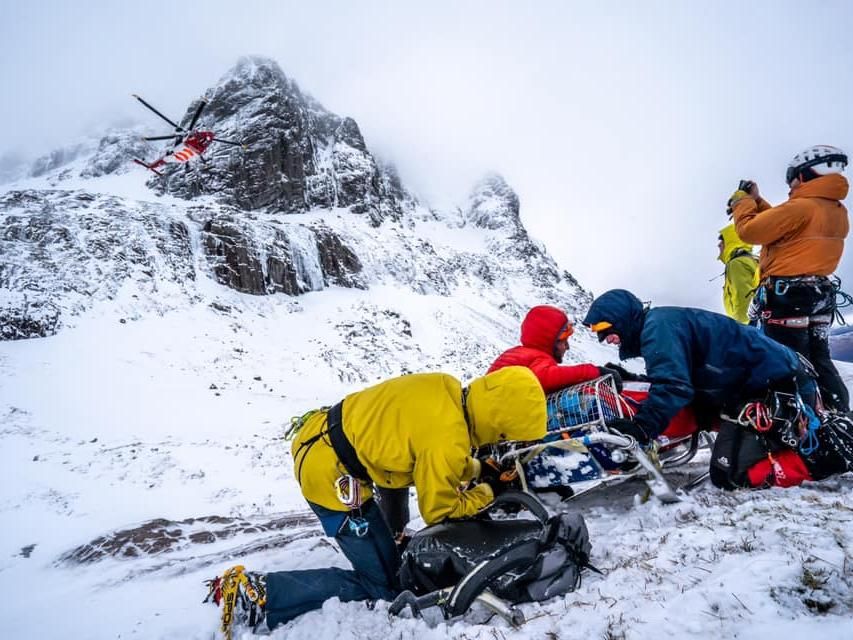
[718,223,759,324]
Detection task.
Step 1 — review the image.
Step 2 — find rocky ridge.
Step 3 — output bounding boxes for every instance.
[0,56,591,344]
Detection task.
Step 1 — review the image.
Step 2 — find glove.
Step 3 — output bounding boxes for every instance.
[604,362,649,382]
[477,456,517,496]
[607,418,653,446]
[737,179,755,194]
[604,362,649,383]
[726,189,751,216]
[597,366,623,392]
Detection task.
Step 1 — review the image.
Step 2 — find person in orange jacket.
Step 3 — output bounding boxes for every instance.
[729,145,850,411]
[488,305,623,393]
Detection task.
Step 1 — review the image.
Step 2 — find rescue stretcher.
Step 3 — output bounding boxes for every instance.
[495,375,715,504]
[389,377,714,628]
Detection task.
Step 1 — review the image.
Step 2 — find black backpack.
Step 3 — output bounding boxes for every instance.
[393,492,593,623]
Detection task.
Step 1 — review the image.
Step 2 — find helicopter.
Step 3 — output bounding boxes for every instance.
[131,94,244,176]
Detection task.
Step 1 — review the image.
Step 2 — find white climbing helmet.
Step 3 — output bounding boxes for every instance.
[786,145,848,184]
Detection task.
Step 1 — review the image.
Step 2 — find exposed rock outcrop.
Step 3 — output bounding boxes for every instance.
[2,57,590,341]
[464,173,592,308]
[0,190,195,338]
[149,56,413,223]
[200,214,363,295]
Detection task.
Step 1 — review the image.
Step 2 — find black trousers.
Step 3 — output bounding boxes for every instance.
[763,277,849,412]
[764,322,848,411]
[374,486,410,538]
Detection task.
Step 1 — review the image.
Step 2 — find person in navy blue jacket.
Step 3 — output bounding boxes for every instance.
[582,289,819,488]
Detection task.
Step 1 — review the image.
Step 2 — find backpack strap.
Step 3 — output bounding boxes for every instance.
[444,539,541,618]
[482,491,549,525]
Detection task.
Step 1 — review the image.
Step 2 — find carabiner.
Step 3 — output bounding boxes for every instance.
[347,516,369,538]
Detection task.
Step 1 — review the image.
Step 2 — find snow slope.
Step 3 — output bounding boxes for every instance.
[1,57,851,638]
[1,302,851,640]
[2,212,852,639]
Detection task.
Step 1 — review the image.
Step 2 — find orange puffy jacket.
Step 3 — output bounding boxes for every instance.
[488,305,600,393]
[733,174,849,278]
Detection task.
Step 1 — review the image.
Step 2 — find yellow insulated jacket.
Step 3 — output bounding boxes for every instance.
[291,367,546,525]
[718,223,759,324]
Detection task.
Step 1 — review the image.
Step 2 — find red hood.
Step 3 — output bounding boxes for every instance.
[520,305,568,352]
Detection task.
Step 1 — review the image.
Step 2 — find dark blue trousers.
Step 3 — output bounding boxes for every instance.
[264,499,401,630]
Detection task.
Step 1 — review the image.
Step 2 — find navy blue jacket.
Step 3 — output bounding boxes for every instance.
[584,290,800,436]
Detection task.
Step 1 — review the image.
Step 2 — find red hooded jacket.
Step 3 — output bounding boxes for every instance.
[488,306,600,394]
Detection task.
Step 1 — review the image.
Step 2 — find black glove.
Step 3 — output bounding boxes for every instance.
[604,362,649,383]
[738,179,755,193]
[477,456,516,496]
[607,418,653,446]
[597,366,623,392]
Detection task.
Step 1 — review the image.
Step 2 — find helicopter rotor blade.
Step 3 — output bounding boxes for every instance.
[212,138,245,147]
[143,135,180,141]
[187,98,208,131]
[132,94,183,131]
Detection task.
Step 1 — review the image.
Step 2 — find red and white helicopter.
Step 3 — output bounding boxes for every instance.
[132,94,244,175]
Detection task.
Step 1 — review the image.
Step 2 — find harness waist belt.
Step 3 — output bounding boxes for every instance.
[764,275,830,285]
[327,401,371,482]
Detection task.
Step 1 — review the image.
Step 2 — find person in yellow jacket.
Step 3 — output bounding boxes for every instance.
[728,144,850,411]
[204,367,546,635]
[718,223,759,324]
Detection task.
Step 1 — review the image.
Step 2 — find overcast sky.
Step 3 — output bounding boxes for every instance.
[3,1,853,313]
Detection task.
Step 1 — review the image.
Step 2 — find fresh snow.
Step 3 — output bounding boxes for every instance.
[3,271,851,640]
[2,155,852,640]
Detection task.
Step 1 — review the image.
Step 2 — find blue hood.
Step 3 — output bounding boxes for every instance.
[583,289,646,360]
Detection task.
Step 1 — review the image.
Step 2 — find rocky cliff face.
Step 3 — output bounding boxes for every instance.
[0,189,195,339]
[200,214,364,296]
[465,173,589,296]
[150,57,412,223]
[0,56,590,342]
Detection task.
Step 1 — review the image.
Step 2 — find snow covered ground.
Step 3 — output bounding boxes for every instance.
[1,289,852,640]
[1,167,851,639]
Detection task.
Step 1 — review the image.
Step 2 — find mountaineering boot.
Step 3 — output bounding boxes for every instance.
[204,565,267,638]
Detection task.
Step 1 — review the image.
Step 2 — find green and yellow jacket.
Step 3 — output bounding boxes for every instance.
[719,223,759,324]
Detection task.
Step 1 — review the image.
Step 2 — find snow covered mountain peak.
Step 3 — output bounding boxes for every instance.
[222,55,290,84]
[145,55,406,218]
[0,54,593,388]
[465,172,523,233]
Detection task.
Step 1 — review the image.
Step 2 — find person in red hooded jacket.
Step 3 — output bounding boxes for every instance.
[489,305,621,393]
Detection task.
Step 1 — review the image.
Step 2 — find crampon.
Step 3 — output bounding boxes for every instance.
[204,565,267,639]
